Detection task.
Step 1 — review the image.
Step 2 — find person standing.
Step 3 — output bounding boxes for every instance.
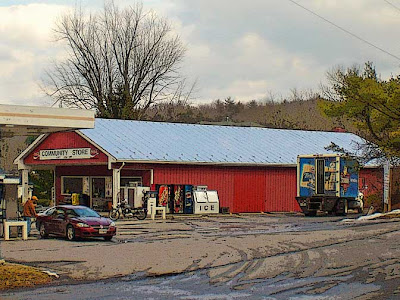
[23,196,38,236]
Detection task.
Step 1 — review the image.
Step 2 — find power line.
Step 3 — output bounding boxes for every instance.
[384,0,400,13]
[288,0,400,62]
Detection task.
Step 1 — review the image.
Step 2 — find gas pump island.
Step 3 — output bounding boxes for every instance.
[0,104,94,250]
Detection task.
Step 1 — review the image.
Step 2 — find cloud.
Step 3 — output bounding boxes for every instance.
[1,0,400,106]
[0,3,69,106]
[166,0,400,102]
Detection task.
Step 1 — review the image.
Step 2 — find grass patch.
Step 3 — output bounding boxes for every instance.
[0,263,53,290]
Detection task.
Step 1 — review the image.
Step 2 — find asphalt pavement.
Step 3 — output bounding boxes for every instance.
[2,213,400,299]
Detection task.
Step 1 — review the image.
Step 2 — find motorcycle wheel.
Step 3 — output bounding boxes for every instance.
[109,209,120,221]
[135,209,147,220]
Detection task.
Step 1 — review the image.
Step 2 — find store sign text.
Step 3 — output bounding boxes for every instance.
[37,148,97,160]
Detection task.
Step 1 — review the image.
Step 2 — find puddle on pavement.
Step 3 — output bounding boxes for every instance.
[1,266,385,300]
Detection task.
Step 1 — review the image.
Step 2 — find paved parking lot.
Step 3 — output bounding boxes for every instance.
[2,213,400,299]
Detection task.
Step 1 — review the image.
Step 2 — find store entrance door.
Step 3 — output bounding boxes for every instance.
[120,187,135,208]
[91,177,112,212]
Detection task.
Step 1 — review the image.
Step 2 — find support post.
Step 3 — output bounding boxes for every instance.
[384,161,391,213]
[21,169,29,204]
[112,168,121,208]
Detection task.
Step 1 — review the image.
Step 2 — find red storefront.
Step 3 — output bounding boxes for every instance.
[14,119,383,213]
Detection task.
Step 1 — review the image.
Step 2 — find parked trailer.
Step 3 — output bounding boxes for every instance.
[296,154,362,216]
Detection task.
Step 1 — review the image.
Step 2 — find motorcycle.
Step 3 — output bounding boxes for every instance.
[109,198,147,221]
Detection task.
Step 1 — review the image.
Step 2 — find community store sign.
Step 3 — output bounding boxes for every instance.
[34,148,98,160]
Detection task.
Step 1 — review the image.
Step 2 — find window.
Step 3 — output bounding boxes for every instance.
[65,209,78,217]
[53,208,65,218]
[73,207,100,217]
[62,177,83,195]
[92,177,106,198]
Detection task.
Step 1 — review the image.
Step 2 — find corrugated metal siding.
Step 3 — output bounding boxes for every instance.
[24,132,108,165]
[233,168,265,213]
[153,165,235,211]
[152,164,300,213]
[265,168,299,212]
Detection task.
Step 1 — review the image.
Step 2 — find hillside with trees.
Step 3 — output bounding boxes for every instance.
[146,96,355,132]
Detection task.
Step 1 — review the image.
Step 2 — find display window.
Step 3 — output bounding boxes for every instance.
[92,177,106,198]
[61,176,83,195]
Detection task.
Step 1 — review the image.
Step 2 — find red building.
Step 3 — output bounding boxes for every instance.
[14,119,383,213]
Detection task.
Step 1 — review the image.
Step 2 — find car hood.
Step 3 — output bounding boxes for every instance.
[72,217,112,226]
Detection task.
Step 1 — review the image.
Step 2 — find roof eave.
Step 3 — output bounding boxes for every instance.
[114,159,298,168]
[75,130,117,168]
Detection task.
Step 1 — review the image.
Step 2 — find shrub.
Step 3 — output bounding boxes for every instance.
[364,193,383,212]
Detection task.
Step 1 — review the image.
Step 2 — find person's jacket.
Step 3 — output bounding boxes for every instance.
[23,199,37,217]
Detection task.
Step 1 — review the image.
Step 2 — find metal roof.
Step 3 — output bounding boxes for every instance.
[79,119,366,165]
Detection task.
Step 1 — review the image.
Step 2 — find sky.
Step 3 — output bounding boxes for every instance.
[1,0,400,106]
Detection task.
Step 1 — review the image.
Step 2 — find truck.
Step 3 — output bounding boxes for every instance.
[296,154,362,216]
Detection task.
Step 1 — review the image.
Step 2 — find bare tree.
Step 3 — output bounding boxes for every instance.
[43,1,190,119]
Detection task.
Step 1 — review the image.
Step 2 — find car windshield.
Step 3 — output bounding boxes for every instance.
[43,207,56,216]
[72,207,100,218]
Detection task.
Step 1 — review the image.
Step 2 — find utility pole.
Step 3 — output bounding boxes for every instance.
[384,160,391,212]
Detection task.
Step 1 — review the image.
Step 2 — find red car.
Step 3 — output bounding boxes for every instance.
[36,205,117,241]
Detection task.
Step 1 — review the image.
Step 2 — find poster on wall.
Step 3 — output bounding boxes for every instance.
[105,177,112,197]
[83,177,90,195]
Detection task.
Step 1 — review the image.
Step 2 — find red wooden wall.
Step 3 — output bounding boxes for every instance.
[359,168,383,198]
[152,164,301,213]
[51,163,383,213]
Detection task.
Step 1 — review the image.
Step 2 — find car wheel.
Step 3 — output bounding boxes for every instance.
[39,223,48,239]
[103,236,113,241]
[66,225,76,241]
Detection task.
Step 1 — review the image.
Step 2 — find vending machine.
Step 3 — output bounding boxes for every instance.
[173,185,184,213]
[184,185,193,214]
[157,184,170,213]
